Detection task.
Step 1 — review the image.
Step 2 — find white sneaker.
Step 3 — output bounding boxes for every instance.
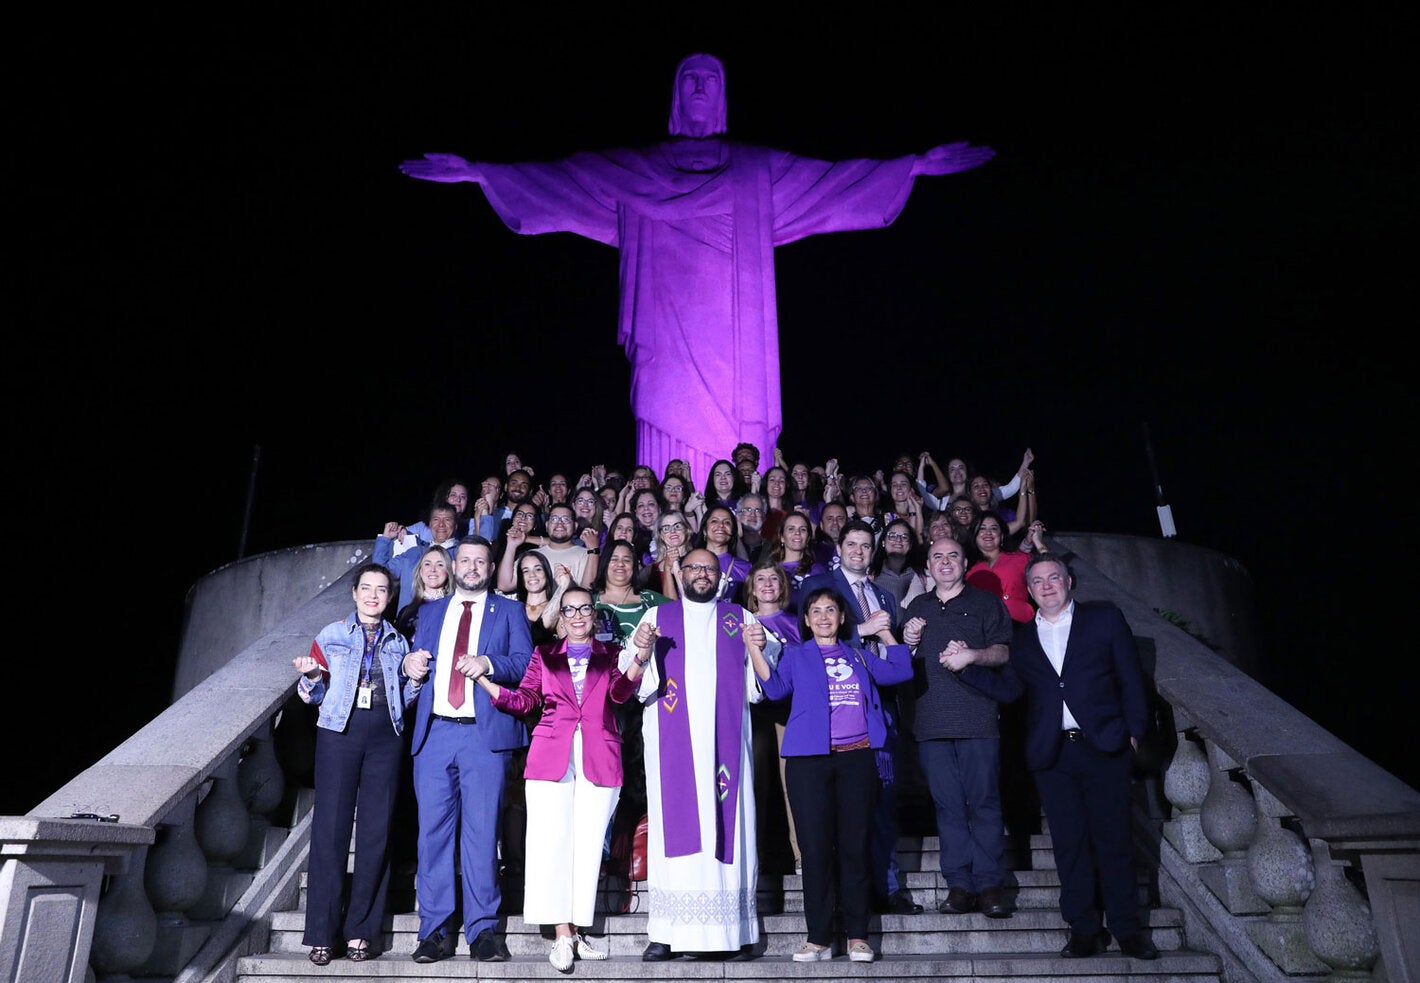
[792,941,832,962]
[848,940,876,962]
[549,935,575,972]
[574,933,608,961]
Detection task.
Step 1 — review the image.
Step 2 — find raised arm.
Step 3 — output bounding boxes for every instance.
[1005,468,1036,537]
[910,142,995,177]
[917,452,948,511]
[995,447,1034,501]
[496,529,524,593]
[399,152,485,184]
[545,565,572,629]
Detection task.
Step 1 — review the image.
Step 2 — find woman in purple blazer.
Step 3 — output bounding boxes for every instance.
[745,586,912,965]
[477,587,642,972]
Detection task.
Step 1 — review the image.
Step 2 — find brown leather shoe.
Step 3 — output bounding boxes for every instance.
[936,887,979,914]
[979,885,1012,919]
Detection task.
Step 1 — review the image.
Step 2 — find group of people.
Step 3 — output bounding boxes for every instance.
[292,445,1160,970]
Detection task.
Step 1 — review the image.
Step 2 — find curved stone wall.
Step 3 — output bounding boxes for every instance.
[1052,532,1259,674]
[173,540,374,700]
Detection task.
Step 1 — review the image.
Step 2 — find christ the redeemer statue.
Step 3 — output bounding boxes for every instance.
[400,53,993,482]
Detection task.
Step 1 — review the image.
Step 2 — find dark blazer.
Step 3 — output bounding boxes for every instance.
[408,592,533,756]
[800,569,900,643]
[1010,600,1148,771]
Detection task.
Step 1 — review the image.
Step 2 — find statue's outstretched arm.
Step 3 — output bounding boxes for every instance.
[398,152,484,184]
[911,141,995,177]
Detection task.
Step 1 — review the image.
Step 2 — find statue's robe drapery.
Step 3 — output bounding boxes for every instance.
[477,139,918,480]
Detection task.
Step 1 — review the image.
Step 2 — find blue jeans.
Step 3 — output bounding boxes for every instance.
[917,737,1005,892]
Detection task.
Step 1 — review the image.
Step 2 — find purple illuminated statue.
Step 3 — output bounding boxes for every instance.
[401,54,993,482]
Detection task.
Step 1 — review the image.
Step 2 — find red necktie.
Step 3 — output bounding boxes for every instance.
[448,600,473,709]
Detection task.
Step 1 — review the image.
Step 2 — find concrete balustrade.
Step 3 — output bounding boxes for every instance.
[2,535,1416,983]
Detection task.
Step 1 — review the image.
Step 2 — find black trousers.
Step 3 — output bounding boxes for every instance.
[785,748,878,943]
[1033,737,1140,939]
[304,707,403,947]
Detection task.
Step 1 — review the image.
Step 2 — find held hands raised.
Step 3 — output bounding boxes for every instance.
[742,622,767,652]
[861,609,892,638]
[940,640,975,672]
[454,654,487,680]
[403,650,431,683]
[398,153,483,183]
[632,621,662,653]
[902,616,927,648]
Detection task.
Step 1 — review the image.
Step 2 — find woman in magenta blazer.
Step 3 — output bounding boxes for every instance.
[477,586,641,972]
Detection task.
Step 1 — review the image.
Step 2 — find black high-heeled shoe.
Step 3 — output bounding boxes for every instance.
[308,946,333,966]
[347,940,372,961]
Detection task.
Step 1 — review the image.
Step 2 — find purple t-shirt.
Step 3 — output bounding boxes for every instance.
[566,642,592,704]
[820,644,868,746]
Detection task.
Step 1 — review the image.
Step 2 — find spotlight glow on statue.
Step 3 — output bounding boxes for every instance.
[400,54,993,482]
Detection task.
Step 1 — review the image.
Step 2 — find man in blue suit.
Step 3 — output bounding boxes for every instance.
[1010,553,1158,961]
[401,536,533,963]
[800,520,921,916]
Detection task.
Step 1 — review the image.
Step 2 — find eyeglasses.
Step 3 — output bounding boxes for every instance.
[851,484,875,493]
[884,532,911,542]
[574,497,597,506]
[659,521,686,533]
[560,604,595,617]
[737,507,763,516]
[547,515,574,525]
[950,505,975,514]
[682,563,719,575]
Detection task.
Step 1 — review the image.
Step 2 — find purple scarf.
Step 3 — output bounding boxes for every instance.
[654,601,745,863]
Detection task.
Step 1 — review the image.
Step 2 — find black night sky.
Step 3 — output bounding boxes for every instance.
[10,7,1414,813]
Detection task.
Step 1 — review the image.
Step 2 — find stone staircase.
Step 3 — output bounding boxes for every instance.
[237,801,1224,982]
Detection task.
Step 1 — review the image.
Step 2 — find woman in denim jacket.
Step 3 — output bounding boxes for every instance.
[292,562,419,965]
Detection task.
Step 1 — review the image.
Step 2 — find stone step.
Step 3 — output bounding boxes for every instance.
[298,866,1154,917]
[238,947,1223,981]
[267,907,1188,959]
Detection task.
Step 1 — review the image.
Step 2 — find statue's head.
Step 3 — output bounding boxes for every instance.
[668,53,727,137]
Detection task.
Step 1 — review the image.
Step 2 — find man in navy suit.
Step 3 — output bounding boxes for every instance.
[1010,553,1158,960]
[800,520,921,916]
[401,536,533,963]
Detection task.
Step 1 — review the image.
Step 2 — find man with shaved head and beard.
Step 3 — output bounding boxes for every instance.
[625,548,781,960]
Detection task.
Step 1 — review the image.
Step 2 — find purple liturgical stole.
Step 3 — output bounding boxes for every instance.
[653,601,745,863]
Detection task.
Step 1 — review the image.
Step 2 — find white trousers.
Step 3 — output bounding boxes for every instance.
[521,728,621,928]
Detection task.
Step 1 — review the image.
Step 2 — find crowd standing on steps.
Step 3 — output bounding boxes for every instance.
[293,442,1158,969]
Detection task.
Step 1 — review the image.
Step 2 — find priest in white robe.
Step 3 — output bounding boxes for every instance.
[624,548,781,959]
